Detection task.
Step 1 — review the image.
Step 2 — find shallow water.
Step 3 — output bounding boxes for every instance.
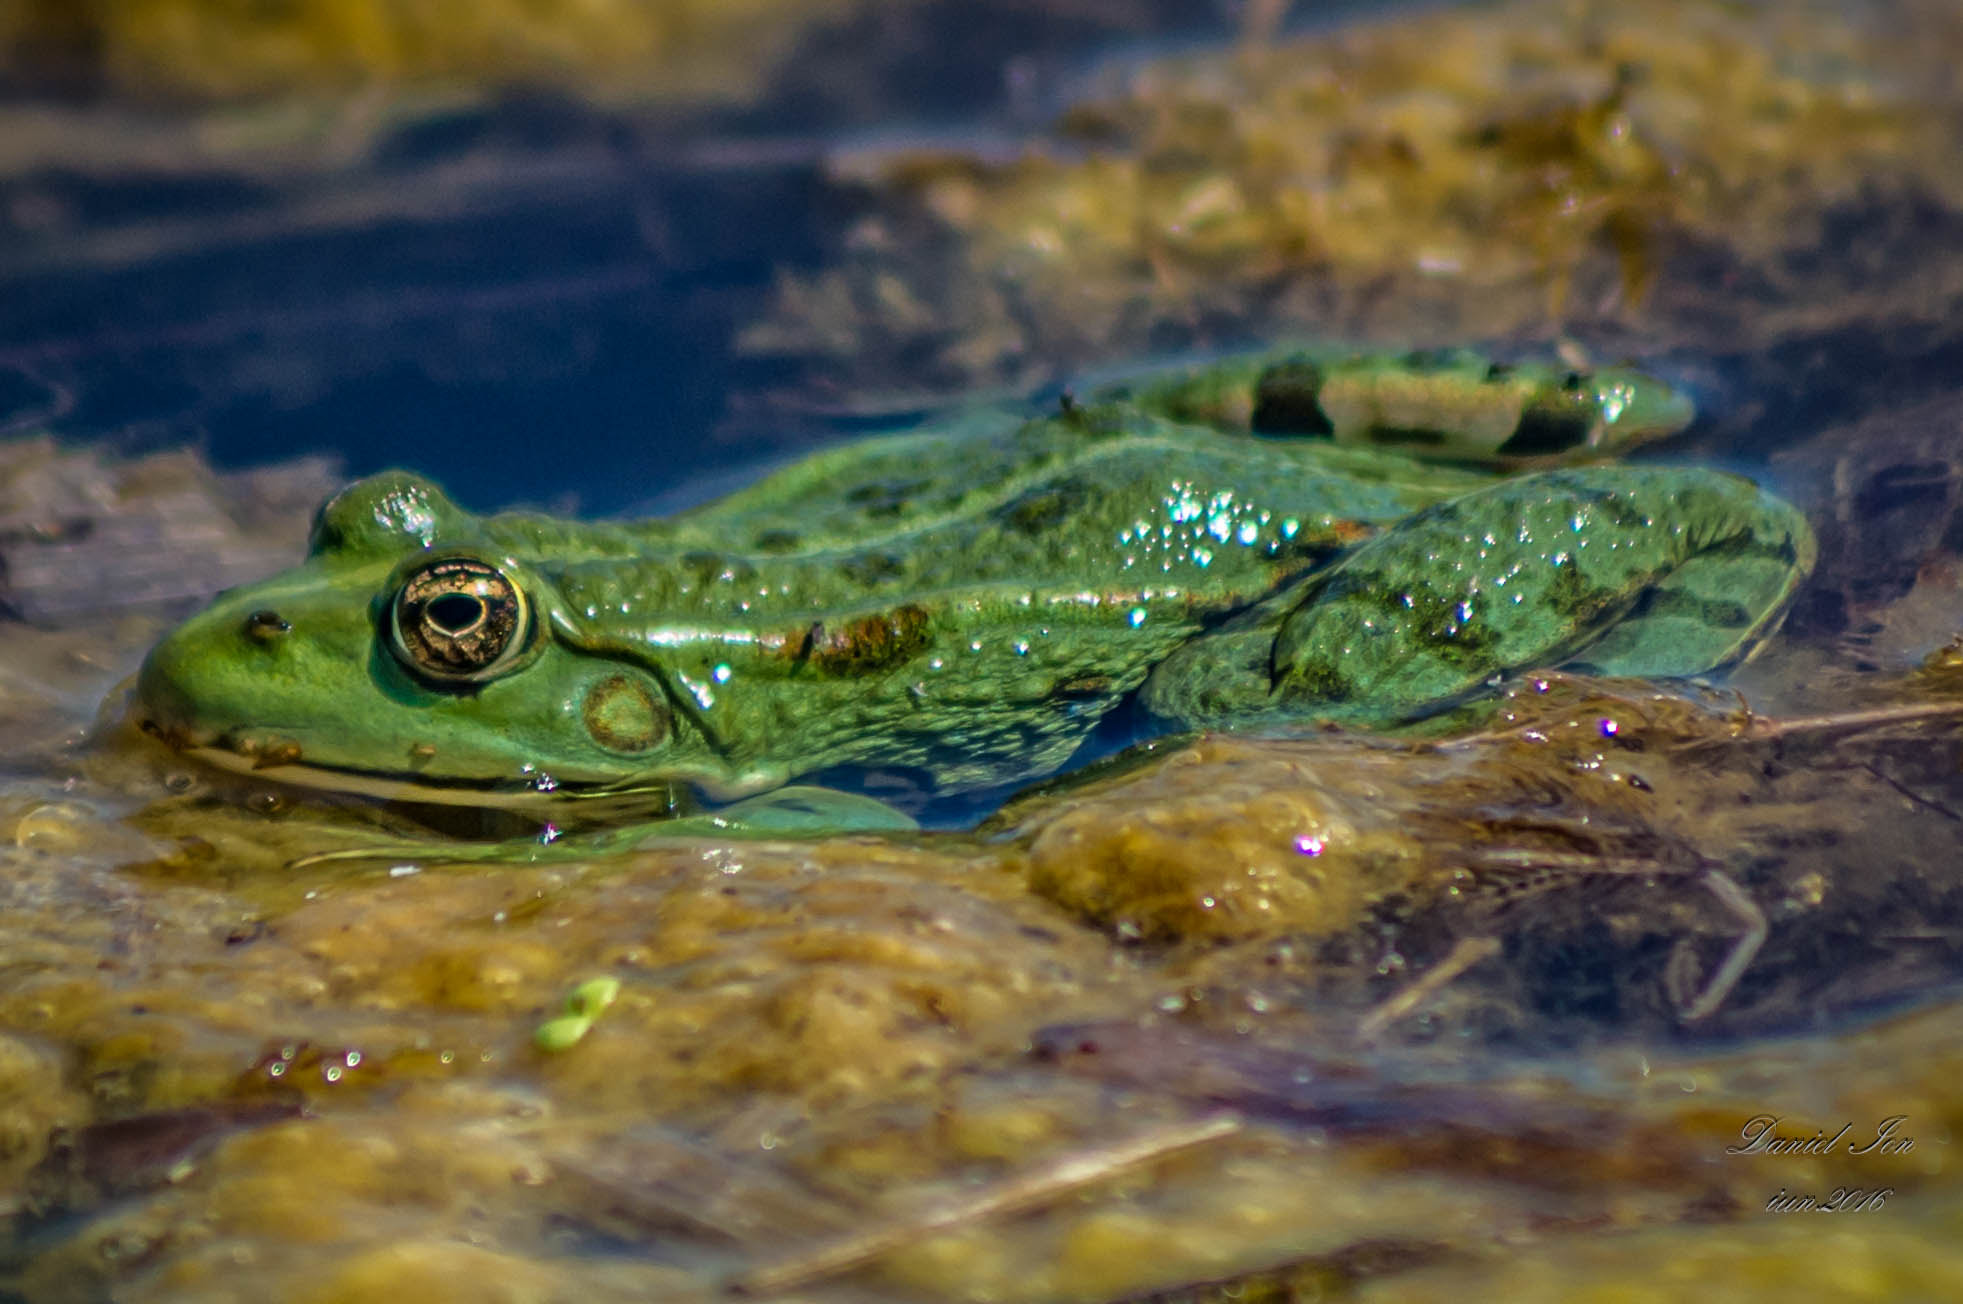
[3,1,1963,1300]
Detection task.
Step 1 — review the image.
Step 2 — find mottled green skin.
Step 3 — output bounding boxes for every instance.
[135,348,1812,814]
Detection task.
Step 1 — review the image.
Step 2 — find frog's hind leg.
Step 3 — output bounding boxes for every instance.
[1556,490,1817,678]
[1082,346,1383,438]
[1079,350,1280,433]
[1277,467,1812,719]
[1143,466,1814,729]
[1092,347,1693,461]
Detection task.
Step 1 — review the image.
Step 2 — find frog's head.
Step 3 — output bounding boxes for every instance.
[136,471,750,809]
[1502,365,1696,459]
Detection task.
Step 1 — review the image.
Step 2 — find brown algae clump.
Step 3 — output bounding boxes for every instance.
[1013,738,1428,943]
[745,0,1963,392]
[0,0,863,102]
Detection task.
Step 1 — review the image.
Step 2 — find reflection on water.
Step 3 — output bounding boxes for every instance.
[4,0,1963,1300]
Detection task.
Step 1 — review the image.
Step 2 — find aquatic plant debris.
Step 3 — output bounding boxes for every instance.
[534,975,623,1052]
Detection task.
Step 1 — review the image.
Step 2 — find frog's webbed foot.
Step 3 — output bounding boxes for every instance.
[285,786,918,868]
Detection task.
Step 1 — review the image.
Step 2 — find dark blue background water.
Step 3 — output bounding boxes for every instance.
[0,2,1403,516]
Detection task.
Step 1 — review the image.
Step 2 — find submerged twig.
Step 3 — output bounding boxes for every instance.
[1861,761,1963,822]
[1357,936,1502,1039]
[1694,698,1963,746]
[1444,690,1963,753]
[1676,869,1768,1023]
[728,1113,1243,1296]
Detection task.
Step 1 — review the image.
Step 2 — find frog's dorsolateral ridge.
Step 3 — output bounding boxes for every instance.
[134,346,1811,831]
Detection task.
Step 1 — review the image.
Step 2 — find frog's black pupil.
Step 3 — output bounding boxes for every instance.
[427,593,485,634]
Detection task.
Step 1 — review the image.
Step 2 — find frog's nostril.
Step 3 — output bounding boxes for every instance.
[244,609,292,643]
[225,732,305,769]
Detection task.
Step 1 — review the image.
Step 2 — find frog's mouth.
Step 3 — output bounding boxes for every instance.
[135,717,645,811]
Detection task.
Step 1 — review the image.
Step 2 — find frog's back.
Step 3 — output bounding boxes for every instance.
[532,404,1491,615]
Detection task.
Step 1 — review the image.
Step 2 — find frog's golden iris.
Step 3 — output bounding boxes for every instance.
[387,556,533,685]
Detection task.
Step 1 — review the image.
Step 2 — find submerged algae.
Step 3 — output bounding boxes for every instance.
[743,0,1963,398]
[0,0,1201,108]
[4,460,1963,1298]
[0,0,866,103]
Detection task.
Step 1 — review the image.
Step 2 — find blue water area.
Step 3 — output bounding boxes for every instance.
[0,2,1294,517]
[1,0,1954,526]
[0,99,830,516]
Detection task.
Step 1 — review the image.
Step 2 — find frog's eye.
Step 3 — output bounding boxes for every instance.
[388,557,531,685]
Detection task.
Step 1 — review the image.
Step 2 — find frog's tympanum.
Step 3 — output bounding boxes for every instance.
[135,347,1813,835]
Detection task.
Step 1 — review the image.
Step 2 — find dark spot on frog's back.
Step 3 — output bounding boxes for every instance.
[1497,400,1593,457]
[996,478,1090,536]
[1400,348,1474,372]
[243,609,290,644]
[1497,372,1595,457]
[1251,358,1334,437]
[681,550,756,585]
[803,604,933,676]
[752,529,801,553]
[846,478,931,521]
[838,552,905,587]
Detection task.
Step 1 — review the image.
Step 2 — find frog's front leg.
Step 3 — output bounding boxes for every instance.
[1142,467,1815,729]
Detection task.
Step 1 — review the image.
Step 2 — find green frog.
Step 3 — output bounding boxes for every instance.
[134,346,1814,839]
